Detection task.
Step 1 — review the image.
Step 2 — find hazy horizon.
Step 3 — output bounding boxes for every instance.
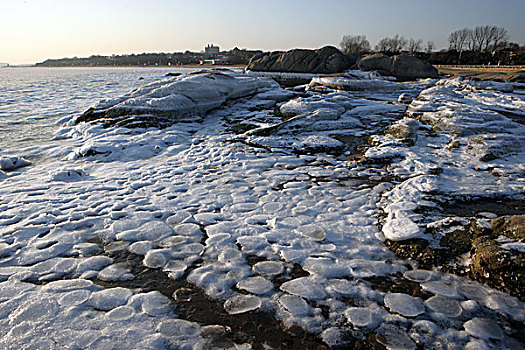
[2,0,524,65]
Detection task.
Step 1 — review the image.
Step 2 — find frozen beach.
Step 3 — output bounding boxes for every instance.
[0,67,524,349]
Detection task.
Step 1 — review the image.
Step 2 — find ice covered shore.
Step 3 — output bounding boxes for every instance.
[0,70,524,349]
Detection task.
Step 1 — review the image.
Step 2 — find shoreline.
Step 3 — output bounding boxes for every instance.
[3,64,248,69]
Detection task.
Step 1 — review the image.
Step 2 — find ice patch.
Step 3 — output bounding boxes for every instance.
[279,294,311,316]
[345,307,378,328]
[252,261,284,276]
[384,293,425,317]
[224,294,262,314]
[463,318,504,341]
[236,276,273,295]
[425,295,463,318]
[88,287,133,311]
[280,277,327,300]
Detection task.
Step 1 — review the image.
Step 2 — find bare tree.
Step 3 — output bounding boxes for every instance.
[375,34,407,53]
[340,35,371,54]
[449,28,471,52]
[407,38,423,53]
[489,26,509,51]
[425,41,435,54]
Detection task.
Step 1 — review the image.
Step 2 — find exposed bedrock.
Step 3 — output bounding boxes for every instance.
[358,54,439,81]
[247,46,357,74]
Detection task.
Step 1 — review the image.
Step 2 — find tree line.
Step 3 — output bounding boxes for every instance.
[340,26,524,65]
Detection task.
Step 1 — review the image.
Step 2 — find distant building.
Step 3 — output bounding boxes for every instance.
[204,44,220,56]
[0,63,8,67]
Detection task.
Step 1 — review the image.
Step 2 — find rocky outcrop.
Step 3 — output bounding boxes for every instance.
[358,54,438,81]
[247,46,355,74]
[76,71,272,128]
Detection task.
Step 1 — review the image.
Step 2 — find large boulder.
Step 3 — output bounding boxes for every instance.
[247,46,355,74]
[358,54,438,81]
[76,71,271,128]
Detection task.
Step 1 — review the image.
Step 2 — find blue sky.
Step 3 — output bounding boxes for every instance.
[1,0,524,64]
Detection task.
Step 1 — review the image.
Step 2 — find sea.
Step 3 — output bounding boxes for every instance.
[0,67,199,153]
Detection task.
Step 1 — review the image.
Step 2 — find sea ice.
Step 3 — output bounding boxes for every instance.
[403,269,434,282]
[224,294,262,315]
[296,224,326,241]
[421,279,460,299]
[58,289,91,306]
[280,277,328,300]
[344,307,378,328]
[236,276,273,295]
[106,305,136,321]
[382,217,420,241]
[157,319,200,338]
[88,287,133,311]
[463,318,504,341]
[384,293,425,317]
[376,324,417,350]
[143,249,169,268]
[425,295,463,318]
[98,263,134,281]
[252,261,284,276]
[279,294,310,316]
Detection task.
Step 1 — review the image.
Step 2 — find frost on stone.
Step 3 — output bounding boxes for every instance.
[224,294,262,315]
[345,307,378,328]
[384,293,425,317]
[425,295,462,318]
[236,276,273,295]
[463,318,504,341]
[280,277,327,300]
[296,224,326,241]
[252,261,284,276]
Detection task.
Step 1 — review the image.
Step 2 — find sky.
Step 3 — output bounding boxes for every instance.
[1,0,524,65]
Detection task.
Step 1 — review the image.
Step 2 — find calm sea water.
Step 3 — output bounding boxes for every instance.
[0,67,199,153]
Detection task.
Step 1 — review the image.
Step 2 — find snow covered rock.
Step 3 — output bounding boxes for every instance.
[76,71,271,128]
[0,156,31,171]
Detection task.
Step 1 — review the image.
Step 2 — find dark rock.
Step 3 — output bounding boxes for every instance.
[358,54,438,81]
[247,46,355,74]
[492,215,525,241]
[471,235,525,300]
